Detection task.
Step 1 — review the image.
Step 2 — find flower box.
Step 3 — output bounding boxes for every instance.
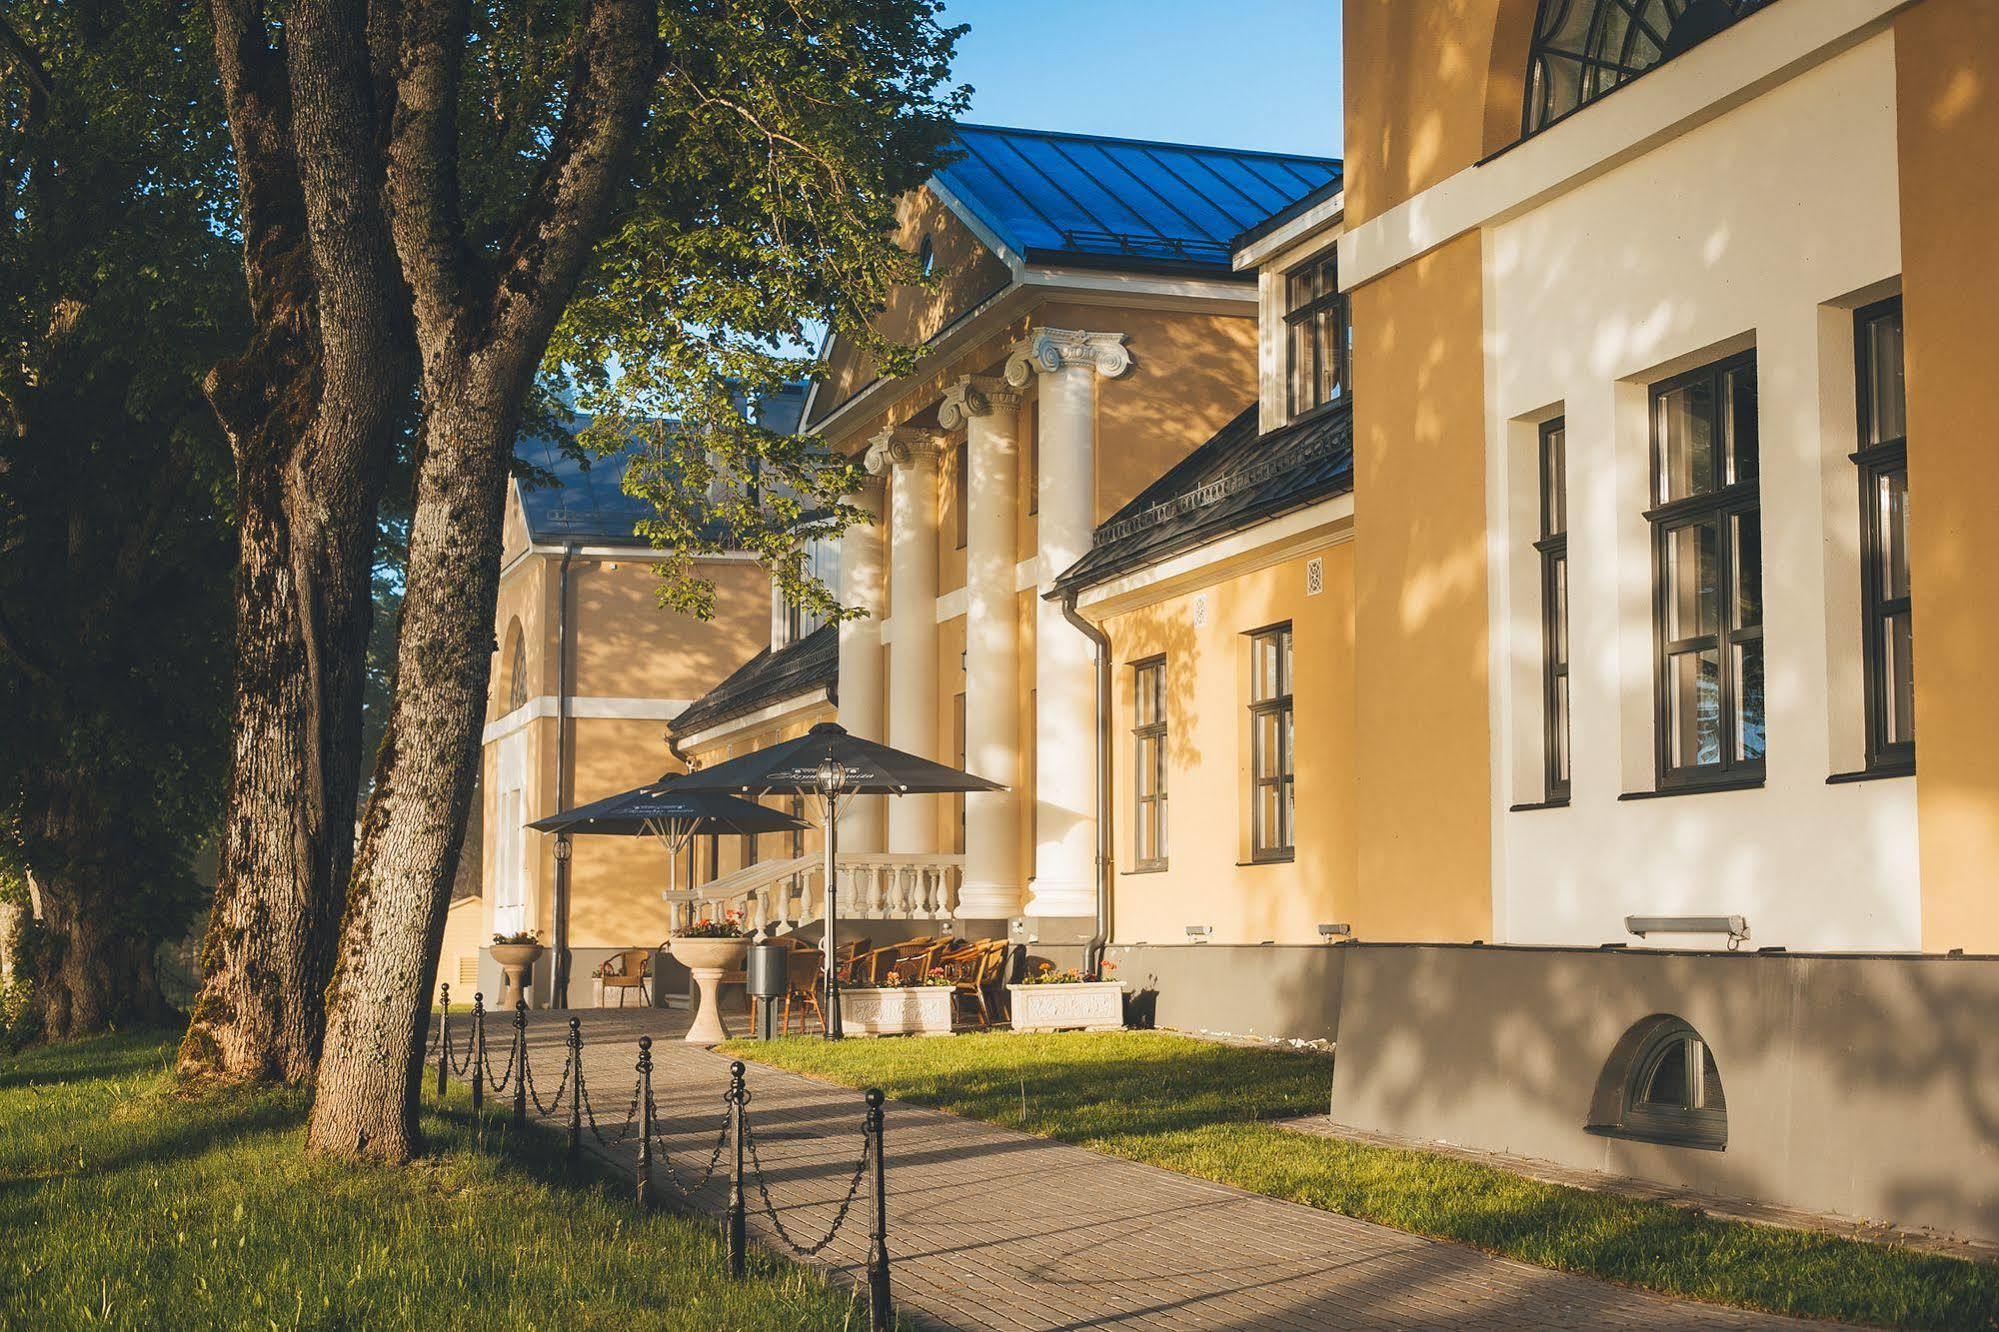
[838,985,953,1037]
[1006,981,1125,1033]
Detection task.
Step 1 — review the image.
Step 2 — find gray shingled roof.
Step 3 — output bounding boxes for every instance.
[1052,399,1353,594]
[513,386,809,547]
[669,622,838,740]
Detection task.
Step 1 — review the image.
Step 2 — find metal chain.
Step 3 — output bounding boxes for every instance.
[742,1113,871,1258]
[646,1092,733,1197]
[449,1021,474,1076]
[524,1043,569,1117]
[482,1031,519,1094]
[578,1070,643,1145]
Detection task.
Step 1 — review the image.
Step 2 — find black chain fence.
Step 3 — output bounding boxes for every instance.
[426,986,894,1331]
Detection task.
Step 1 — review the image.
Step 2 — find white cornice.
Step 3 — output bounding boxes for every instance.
[482,695,694,745]
[1234,191,1346,272]
[1339,0,1901,291]
[1074,493,1356,619]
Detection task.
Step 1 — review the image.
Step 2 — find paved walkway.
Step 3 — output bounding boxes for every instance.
[473,1009,1822,1331]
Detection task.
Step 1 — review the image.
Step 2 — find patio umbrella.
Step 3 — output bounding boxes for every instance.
[528,772,810,922]
[673,721,1004,1037]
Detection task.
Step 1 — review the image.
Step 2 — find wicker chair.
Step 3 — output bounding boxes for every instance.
[781,944,826,1034]
[952,940,1011,1027]
[598,948,651,1007]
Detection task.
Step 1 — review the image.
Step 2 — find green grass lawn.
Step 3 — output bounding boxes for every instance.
[0,1030,876,1330]
[725,1028,1999,1330]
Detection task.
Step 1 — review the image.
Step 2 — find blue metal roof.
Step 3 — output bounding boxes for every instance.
[937,124,1341,273]
[513,387,808,546]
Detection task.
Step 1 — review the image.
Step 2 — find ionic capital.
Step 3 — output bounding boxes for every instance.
[1003,328,1132,388]
[936,375,1025,431]
[863,426,949,476]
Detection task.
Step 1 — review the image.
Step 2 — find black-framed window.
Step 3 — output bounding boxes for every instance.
[1648,351,1763,789]
[789,794,806,860]
[1538,418,1571,802]
[1132,657,1167,870]
[1249,624,1295,860]
[1854,297,1913,774]
[1285,254,1347,419]
[1523,0,1781,138]
[1622,1020,1728,1149]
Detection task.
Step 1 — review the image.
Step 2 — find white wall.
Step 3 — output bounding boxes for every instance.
[1484,31,1918,951]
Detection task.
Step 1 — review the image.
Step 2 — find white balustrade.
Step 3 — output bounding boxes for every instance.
[675,851,964,932]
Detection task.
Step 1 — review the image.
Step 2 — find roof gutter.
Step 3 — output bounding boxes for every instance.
[1058,589,1113,976]
[551,544,576,1008]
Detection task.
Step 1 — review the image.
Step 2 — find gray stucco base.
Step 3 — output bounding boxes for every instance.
[1329,943,1999,1245]
[1102,943,1347,1044]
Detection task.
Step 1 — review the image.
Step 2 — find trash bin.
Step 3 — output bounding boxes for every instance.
[745,942,789,1040]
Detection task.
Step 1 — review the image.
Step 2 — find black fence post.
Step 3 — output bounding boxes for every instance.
[512,1000,529,1130]
[727,1060,748,1278]
[635,1035,654,1211]
[435,984,450,1100]
[566,1016,583,1165]
[865,1087,891,1331]
[470,993,486,1115]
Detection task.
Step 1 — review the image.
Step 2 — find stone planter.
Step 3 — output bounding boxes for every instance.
[668,936,753,1044]
[489,942,545,1010]
[838,985,954,1037]
[1006,981,1125,1033]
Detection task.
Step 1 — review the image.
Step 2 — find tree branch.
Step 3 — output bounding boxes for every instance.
[480,0,655,373]
[0,12,54,102]
[383,0,471,354]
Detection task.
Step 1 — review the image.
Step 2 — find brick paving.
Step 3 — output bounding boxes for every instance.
[468,1008,1823,1331]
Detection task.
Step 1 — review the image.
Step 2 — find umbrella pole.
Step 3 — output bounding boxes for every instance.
[823,803,842,1040]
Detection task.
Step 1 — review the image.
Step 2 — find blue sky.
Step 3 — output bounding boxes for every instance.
[936,1,1342,159]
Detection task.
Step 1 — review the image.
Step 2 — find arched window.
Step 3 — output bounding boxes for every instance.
[1587,1014,1728,1149]
[505,623,528,714]
[1524,0,1781,136]
[918,234,936,276]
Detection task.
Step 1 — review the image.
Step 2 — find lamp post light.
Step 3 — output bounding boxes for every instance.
[817,758,849,1039]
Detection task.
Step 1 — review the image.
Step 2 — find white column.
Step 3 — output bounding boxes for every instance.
[837,472,888,852]
[940,376,1025,918]
[865,426,946,855]
[1005,329,1131,918]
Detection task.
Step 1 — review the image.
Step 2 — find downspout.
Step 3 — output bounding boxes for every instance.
[551,544,576,1008]
[1059,589,1113,977]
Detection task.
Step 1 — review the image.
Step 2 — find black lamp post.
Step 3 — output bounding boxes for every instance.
[816,756,849,1039]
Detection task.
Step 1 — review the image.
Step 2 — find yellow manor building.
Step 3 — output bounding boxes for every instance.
[459,0,1999,1247]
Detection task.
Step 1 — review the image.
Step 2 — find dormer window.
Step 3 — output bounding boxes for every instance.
[1285,253,1346,419]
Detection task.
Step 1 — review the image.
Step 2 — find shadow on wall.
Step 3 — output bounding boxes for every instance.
[1328,943,1999,1244]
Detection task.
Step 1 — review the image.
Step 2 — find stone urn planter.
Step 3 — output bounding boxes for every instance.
[837,985,953,1037]
[668,935,753,1044]
[1006,980,1125,1033]
[489,941,545,1010]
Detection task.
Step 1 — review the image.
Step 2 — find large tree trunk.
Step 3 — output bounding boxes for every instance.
[307,0,655,1160]
[177,455,377,1081]
[26,774,172,1040]
[177,0,409,1084]
[308,393,517,1158]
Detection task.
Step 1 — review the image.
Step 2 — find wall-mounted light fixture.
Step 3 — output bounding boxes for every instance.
[1185,924,1212,943]
[1624,915,1749,946]
[1316,923,1351,941]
